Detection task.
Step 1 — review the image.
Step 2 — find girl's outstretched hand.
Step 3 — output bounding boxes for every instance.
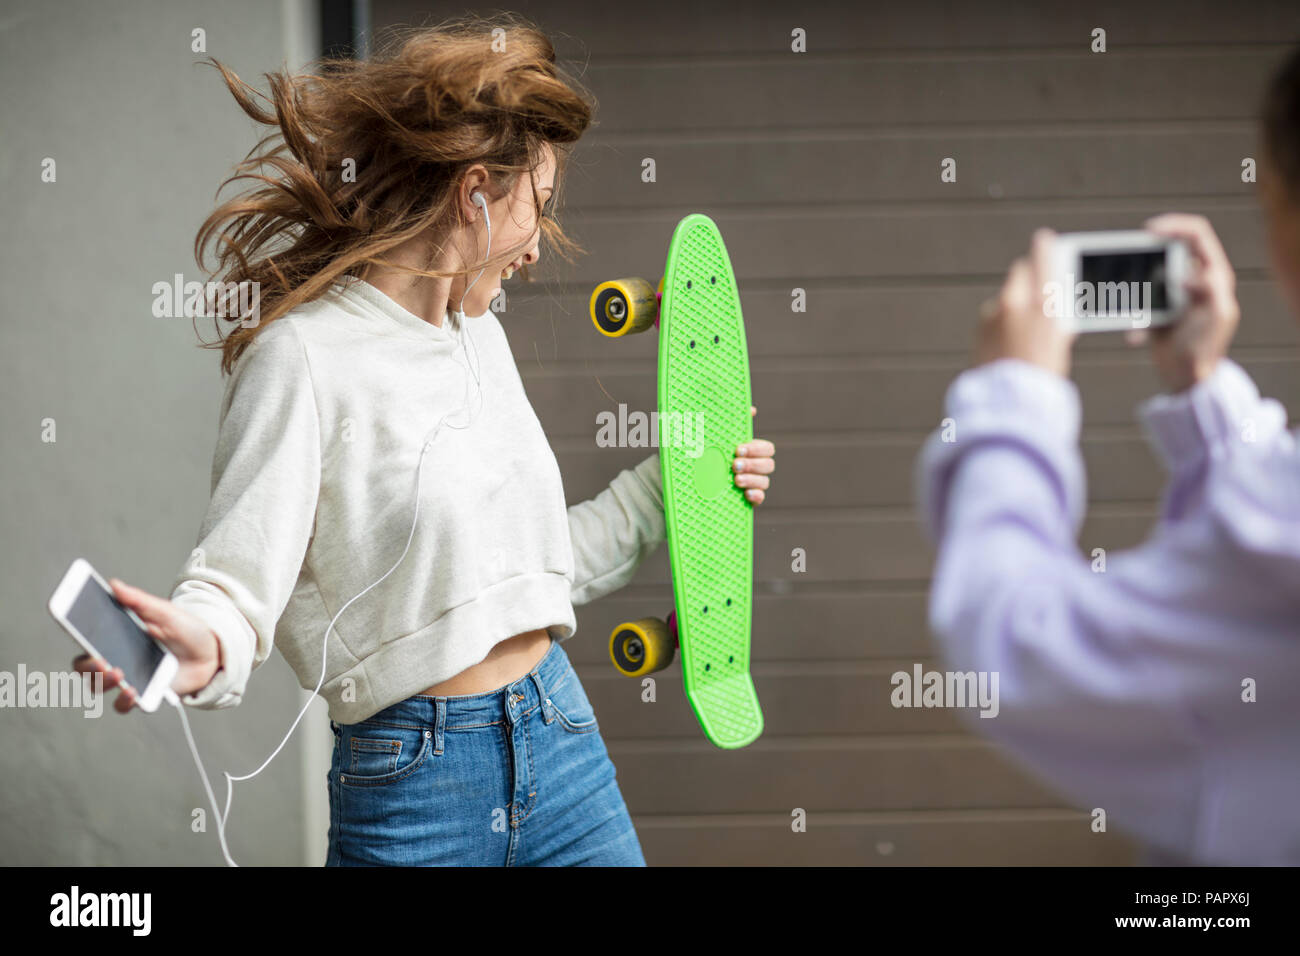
[72,578,223,714]
[734,405,775,505]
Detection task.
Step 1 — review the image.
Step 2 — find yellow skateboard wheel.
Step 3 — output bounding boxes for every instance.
[590,277,660,337]
[609,617,676,677]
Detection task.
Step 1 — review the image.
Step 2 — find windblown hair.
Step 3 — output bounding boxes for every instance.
[194,12,595,375]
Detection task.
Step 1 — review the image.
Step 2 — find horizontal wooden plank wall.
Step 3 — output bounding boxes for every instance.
[376,0,1300,864]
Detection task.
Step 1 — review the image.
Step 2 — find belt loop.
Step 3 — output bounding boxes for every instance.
[531,668,553,724]
[433,697,446,755]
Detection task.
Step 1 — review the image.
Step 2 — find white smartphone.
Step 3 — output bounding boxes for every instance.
[1047,230,1192,332]
[47,558,178,712]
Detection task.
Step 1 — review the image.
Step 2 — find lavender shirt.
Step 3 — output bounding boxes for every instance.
[916,357,1300,865]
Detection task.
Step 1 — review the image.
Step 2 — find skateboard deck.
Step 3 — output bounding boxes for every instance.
[589,213,763,749]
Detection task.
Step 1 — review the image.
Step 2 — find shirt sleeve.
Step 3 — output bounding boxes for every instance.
[169,322,323,709]
[567,453,666,606]
[1136,357,1293,521]
[913,358,1258,850]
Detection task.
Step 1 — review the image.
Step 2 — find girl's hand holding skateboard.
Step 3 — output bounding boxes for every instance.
[734,405,775,505]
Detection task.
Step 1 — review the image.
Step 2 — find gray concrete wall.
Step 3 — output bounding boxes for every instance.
[0,0,320,865]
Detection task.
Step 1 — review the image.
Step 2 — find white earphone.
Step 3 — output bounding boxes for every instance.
[172,185,498,866]
[463,190,490,316]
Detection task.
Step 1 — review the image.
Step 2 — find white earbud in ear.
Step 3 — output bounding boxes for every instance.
[452,190,492,323]
[471,191,490,231]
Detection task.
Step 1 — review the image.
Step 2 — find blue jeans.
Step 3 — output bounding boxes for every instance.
[326,638,645,866]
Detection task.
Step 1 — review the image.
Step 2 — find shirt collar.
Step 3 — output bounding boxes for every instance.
[331,276,461,342]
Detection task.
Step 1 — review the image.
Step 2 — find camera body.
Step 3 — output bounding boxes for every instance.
[1046,230,1192,333]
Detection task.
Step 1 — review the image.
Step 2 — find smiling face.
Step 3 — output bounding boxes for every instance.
[456,142,558,317]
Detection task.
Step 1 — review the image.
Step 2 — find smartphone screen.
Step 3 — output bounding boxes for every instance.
[67,577,165,691]
[1079,249,1170,315]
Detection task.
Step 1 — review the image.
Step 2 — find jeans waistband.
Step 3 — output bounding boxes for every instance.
[337,637,568,731]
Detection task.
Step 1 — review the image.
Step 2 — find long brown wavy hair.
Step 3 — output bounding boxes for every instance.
[194,12,595,375]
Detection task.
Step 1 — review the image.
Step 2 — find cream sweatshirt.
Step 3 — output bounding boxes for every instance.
[169,277,666,723]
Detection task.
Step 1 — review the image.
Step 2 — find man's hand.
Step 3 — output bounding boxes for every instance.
[976,228,1076,378]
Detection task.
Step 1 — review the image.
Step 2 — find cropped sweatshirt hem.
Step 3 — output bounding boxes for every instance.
[320,571,576,725]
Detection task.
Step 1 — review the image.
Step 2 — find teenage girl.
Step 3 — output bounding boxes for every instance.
[74,14,776,866]
[918,45,1300,863]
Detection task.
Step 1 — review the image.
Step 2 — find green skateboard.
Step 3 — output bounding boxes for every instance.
[588,213,763,749]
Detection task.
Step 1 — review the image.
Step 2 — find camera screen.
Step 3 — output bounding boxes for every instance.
[1079,249,1169,316]
[67,577,166,692]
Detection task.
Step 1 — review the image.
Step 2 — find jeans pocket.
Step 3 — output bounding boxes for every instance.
[548,672,600,735]
[339,720,432,787]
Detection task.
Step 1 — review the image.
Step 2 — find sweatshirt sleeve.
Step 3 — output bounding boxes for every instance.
[915,360,1202,841]
[567,453,666,606]
[913,357,1300,853]
[169,321,322,709]
[1136,357,1292,521]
